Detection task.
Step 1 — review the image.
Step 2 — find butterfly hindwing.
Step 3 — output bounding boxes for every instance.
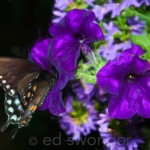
[0,57,55,135]
[1,93,23,132]
[19,80,51,127]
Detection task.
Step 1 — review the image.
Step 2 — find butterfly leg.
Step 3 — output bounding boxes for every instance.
[1,119,11,132]
[10,125,19,140]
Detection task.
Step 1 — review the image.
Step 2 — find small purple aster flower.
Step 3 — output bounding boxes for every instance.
[92,0,143,20]
[128,138,144,150]
[99,41,131,60]
[52,10,66,23]
[84,0,95,6]
[127,16,145,35]
[103,22,120,40]
[104,0,141,19]
[71,81,95,102]
[104,2,120,18]
[92,5,112,21]
[98,21,131,60]
[31,9,104,115]
[60,100,98,141]
[97,44,150,119]
[119,0,141,12]
[139,0,150,6]
[54,0,74,11]
[52,0,74,23]
[97,109,144,150]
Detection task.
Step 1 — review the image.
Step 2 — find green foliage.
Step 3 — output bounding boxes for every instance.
[122,7,150,25]
[131,32,150,60]
[141,128,150,150]
[65,0,90,10]
[70,100,89,125]
[75,50,107,84]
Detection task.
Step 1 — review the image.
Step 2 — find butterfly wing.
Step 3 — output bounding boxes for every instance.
[19,80,51,127]
[1,93,23,132]
[0,57,42,95]
[0,58,55,134]
[17,72,40,104]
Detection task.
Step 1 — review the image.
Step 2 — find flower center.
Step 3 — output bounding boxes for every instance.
[70,100,88,125]
[127,74,135,82]
[75,34,84,41]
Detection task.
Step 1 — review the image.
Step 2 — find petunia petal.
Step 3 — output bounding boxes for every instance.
[30,38,53,71]
[137,76,150,118]
[66,9,95,35]
[132,57,150,75]
[49,35,80,82]
[42,81,66,115]
[97,60,128,95]
[81,22,104,41]
[49,9,96,37]
[108,83,137,119]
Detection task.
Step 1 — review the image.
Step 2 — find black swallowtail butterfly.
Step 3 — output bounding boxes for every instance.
[0,57,56,138]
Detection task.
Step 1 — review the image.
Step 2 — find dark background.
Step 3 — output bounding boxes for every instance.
[0,0,53,58]
[0,0,102,149]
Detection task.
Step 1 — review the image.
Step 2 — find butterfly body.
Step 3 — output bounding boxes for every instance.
[0,58,56,136]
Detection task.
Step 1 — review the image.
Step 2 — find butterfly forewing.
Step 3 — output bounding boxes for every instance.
[17,72,40,104]
[0,58,42,94]
[32,80,50,106]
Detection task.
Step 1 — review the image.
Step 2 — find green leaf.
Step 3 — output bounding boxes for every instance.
[131,32,150,61]
[131,32,150,51]
[75,52,107,84]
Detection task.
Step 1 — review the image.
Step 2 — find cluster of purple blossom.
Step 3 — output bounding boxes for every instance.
[29,0,150,149]
[97,109,144,150]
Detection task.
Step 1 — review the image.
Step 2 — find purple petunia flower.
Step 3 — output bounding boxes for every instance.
[97,44,150,119]
[31,9,104,115]
[49,9,104,82]
[48,9,104,115]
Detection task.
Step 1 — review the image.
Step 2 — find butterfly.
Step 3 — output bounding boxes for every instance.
[0,57,56,138]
